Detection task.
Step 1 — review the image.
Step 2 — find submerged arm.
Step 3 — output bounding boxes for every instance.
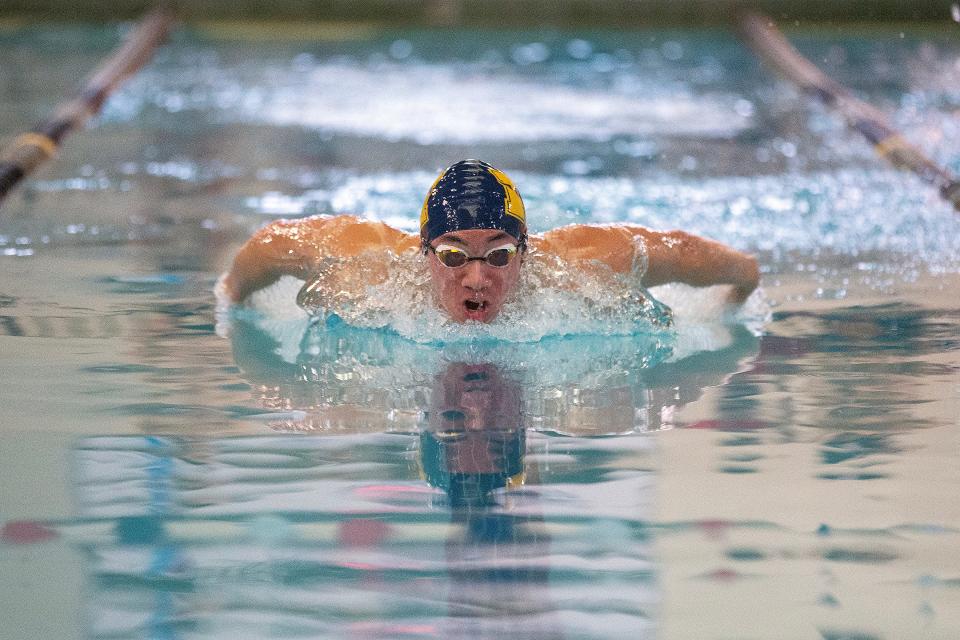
[637,228,760,304]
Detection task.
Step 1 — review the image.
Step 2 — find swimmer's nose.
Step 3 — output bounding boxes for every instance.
[460,259,491,291]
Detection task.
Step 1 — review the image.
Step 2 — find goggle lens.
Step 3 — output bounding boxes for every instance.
[485,248,513,267]
[433,244,518,268]
[436,249,468,268]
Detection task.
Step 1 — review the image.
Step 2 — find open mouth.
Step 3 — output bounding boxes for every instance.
[464,300,487,312]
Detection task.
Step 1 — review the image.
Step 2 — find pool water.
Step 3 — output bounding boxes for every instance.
[1,21,959,639]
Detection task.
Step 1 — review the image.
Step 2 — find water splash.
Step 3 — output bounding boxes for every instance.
[290,245,672,344]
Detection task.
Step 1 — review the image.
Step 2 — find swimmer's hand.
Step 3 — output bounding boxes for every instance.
[726,282,756,306]
[724,258,760,305]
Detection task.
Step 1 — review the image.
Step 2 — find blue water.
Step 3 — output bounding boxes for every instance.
[1,21,959,639]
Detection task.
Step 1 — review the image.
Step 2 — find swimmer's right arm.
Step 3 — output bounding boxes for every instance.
[222,215,418,303]
[222,219,319,302]
[539,224,759,304]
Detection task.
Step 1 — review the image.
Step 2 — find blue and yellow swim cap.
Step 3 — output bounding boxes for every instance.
[420,159,527,246]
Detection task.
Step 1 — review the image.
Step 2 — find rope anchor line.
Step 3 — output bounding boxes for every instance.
[737,10,960,213]
[0,7,175,207]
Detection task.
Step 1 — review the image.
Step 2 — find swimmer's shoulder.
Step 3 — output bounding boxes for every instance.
[258,214,419,256]
[536,223,648,272]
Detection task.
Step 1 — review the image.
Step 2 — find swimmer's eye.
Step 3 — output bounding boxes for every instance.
[484,246,516,267]
[430,243,519,268]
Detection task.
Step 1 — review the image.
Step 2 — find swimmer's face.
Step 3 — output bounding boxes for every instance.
[427,229,524,323]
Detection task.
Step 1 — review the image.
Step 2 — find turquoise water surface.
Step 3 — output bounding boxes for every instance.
[1,22,959,639]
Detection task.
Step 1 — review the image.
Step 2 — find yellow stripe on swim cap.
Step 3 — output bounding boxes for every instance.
[486,166,526,226]
[505,471,526,489]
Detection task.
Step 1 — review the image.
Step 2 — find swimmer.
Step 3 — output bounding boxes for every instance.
[221,159,759,323]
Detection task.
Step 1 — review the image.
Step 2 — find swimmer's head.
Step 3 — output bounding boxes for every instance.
[420,159,527,247]
[421,160,527,323]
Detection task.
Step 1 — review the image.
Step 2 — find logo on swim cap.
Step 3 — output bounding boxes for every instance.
[420,159,526,245]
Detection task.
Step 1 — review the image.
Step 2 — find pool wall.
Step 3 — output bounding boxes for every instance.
[0,0,956,25]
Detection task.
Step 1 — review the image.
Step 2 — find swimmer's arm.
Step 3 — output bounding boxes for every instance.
[637,229,760,304]
[540,225,759,304]
[221,220,318,302]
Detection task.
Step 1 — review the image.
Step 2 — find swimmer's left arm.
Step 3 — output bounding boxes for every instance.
[535,224,759,303]
[634,228,760,304]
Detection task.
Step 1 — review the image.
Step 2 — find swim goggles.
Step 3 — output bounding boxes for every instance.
[428,242,522,268]
[430,409,520,442]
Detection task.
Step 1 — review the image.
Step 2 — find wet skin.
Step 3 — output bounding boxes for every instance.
[427,229,524,323]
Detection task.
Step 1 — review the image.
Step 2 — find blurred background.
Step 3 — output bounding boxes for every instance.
[2,3,959,640]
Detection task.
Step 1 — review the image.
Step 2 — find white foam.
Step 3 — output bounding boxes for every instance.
[289,247,675,344]
[217,268,767,366]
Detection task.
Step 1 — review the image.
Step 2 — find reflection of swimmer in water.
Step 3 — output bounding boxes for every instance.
[423,362,565,637]
[420,362,525,507]
[228,309,760,436]
[221,159,759,324]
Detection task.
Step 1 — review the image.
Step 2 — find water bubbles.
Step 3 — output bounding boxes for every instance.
[953,4,960,22]
[561,157,604,176]
[388,39,413,60]
[734,99,755,118]
[511,42,551,65]
[2,247,34,257]
[289,246,674,344]
[728,196,752,217]
[613,139,658,158]
[566,39,593,60]
[161,92,185,112]
[246,191,309,216]
[291,52,315,71]
[145,160,197,181]
[778,140,797,159]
